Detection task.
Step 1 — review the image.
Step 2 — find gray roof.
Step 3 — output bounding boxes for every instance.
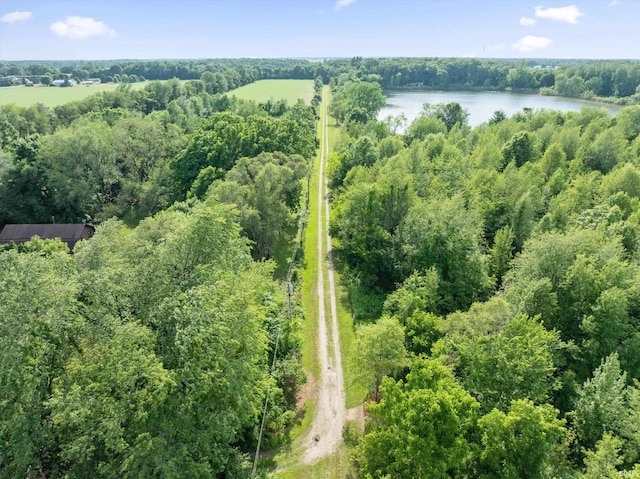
[0,224,95,250]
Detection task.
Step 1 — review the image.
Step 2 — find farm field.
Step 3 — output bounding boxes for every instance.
[0,82,148,107]
[229,79,314,104]
[1,79,314,108]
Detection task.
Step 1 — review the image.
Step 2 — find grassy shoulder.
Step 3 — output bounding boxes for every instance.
[299,99,323,382]
[230,79,315,105]
[276,440,355,479]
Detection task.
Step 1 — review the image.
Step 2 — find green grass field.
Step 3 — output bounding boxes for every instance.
[229,79,314,104]
[1,78,314,108]
[0,82,149,108]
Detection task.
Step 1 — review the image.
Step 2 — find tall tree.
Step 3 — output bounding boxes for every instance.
[442,299,561,413]
[398,194,490,314]
[478,400,567,479]
[357,359,479,479]
[0,248,83,479]
[331,81,386,124]
[356,316,407,398]
[573,354,629,452]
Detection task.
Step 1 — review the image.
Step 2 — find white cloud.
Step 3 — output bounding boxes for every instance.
[513,35,552,52]
[50,16,116,39]
[1,11,32,23]
[520,16,537,26]
[335,0,357,10]
[609,0,619,5]
[534,5,584,24]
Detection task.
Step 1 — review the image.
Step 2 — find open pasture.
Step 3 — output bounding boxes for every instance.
[229,79,314,104]
[0,82,148,107]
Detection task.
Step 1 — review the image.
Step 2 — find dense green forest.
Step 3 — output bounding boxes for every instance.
[2,58,640,478]
[328,76,640,477]
[3,57,640,103]
[0,72,323,478]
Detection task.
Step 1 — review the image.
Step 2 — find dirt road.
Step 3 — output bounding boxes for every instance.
[303,88,346,463]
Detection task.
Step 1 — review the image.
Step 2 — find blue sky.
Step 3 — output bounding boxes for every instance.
[0,1,638,60]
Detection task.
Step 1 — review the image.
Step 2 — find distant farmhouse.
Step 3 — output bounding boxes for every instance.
[0,224,95,251]
[51,79,78,87]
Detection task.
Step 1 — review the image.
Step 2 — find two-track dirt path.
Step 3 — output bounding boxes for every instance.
[303,87,346,463]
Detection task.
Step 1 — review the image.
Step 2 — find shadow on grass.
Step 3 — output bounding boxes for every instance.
[330,250,385,324]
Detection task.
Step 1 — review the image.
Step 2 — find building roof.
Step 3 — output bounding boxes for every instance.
[0,224,95,250]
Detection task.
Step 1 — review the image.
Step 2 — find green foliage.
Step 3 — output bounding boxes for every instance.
[541,142,567,180]
[171,110,315,196]
[615,105,640,141]
[377,134,404,159]
[478,400,567,479]
[357,359,479,479]
[404,312,445,357]
[580,433,626,479]
[573,354,630,452]
[488,225,514,288]
[329,136,380,187]
[48,321,176,479]
[579,126,626,174]
[356,316,407,398]
[601,164,640,199]
[209,152,308,259]
[0,248,82,478]
[0,198,303,477]
[422,102,470,131]
[2,58,640,477]
[327,93,640,477]
[330,80,386,124]
[398,194,490,314]
[503,228,640,380]
[0,112,185,225]
[405,115,447,143]
[332,168,413,288]
[442,298,561,413]
[501,131,537,168]
[382,268,439,323]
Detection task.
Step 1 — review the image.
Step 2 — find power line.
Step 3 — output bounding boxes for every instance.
[251,146,313,479]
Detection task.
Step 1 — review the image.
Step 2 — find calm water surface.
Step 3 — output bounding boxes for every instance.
[378,90,621,128]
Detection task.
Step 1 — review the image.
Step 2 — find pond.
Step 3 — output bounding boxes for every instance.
[378,90,621,128]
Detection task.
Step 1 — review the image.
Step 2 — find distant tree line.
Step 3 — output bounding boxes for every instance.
[2,57,639,103]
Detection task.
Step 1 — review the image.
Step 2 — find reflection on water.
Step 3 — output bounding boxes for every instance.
[378,90,621,128]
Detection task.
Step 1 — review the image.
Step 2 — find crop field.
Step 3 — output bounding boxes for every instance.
[229,79,314,104]
[0,82,149,108]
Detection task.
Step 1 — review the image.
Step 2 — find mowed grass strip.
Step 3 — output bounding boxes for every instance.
[229,79,314,104]
[0,82,149,107]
